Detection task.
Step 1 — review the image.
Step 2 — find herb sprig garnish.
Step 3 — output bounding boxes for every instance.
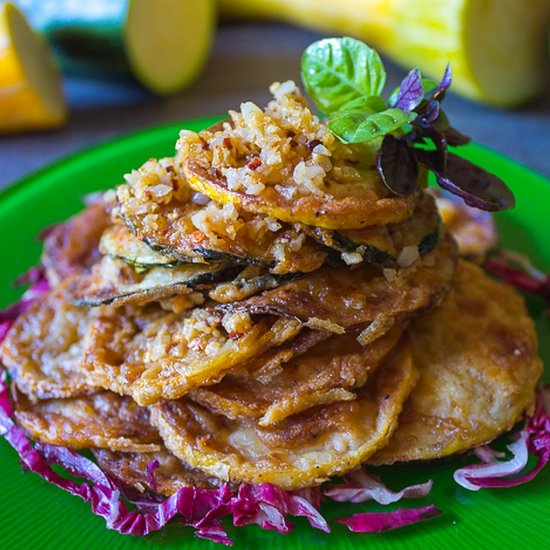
[301,37,515,211]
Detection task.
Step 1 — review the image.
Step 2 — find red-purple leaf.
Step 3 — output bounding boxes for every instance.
[429,63,452,102]
[391,68,424,111]
[377,135,419,196]
[419,151,515,211]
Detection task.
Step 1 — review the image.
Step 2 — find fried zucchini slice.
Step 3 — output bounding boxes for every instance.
[81,305,303,406]
[304,191,441,267]
[0,284,98,401]
[92,448,221,496]
[370,260,543,465]
[178,83,421,230]
[190,325,403,426]
[68,255,230,307]
[117,157,327,274]
[100,223,185,268]
[150,337,417,490]
[42,199,111,286]
[227,233,458,344]
[431,188,498,261]
[13,390,160,452]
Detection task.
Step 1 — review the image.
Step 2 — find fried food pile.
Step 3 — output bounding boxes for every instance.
[0,82,542,496]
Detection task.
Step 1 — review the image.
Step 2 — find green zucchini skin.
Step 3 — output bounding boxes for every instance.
[14,0,131,75]
[69,256,236,307]
[208,270,299,304]
[306,193,442,268]
[100,225,189,269]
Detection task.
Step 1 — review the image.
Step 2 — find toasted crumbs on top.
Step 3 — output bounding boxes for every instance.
[118,158,288,248]
[176,81,371,198]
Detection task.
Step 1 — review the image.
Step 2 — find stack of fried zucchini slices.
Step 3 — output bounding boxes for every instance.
[1,83,542,494]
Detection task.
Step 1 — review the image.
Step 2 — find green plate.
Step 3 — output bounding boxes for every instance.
[0,119,548,550]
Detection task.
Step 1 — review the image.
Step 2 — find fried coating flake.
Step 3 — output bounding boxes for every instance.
[68,255,229,307]
[81,305,303,406]
[228,233,458,344]
[150,337,417,490]
[370,260,543,464]
[117,157,327,274]
[14,391,160,452]
[42,199,111,286]
[0,286,97,401]
[190,325,404,426]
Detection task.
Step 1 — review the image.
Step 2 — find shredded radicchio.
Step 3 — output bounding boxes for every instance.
[325,468,433,505]
[485,249,550,311]
[454,385,550,490]
[337,505,442,533]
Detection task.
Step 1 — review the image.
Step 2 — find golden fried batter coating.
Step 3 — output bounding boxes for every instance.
[231,233,458,344]
[0,286,97,401]
[150,338,417,490]
[14,391,160,452]
[81,305,302,406]
[190,325,404,426]
[42,200,111,286]
[92,448,221,495]
[371,261,543,464]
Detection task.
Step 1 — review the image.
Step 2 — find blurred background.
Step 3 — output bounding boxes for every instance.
[1,0,550,190]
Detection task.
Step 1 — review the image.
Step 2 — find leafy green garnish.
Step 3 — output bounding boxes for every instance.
[329,108,415,144]
[301,37,386,115]
[300,37,515,212]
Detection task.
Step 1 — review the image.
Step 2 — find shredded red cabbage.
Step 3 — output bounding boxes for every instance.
[231,483,329,533]
[337,505,442,533]
[484,250,550,310]
[454,385,550,490]
[325,468,432,504]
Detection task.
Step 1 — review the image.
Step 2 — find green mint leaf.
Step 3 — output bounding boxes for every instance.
[329,108,416,144]
[301,37,386,115]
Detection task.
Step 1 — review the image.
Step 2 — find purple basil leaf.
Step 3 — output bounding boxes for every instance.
[390,68,424,111]
[415,141,447,173]
[430,63,452,101]
[445,126,471,146]
[420,100,440,124]
[377,135,419,196]
[421,151,515,211]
